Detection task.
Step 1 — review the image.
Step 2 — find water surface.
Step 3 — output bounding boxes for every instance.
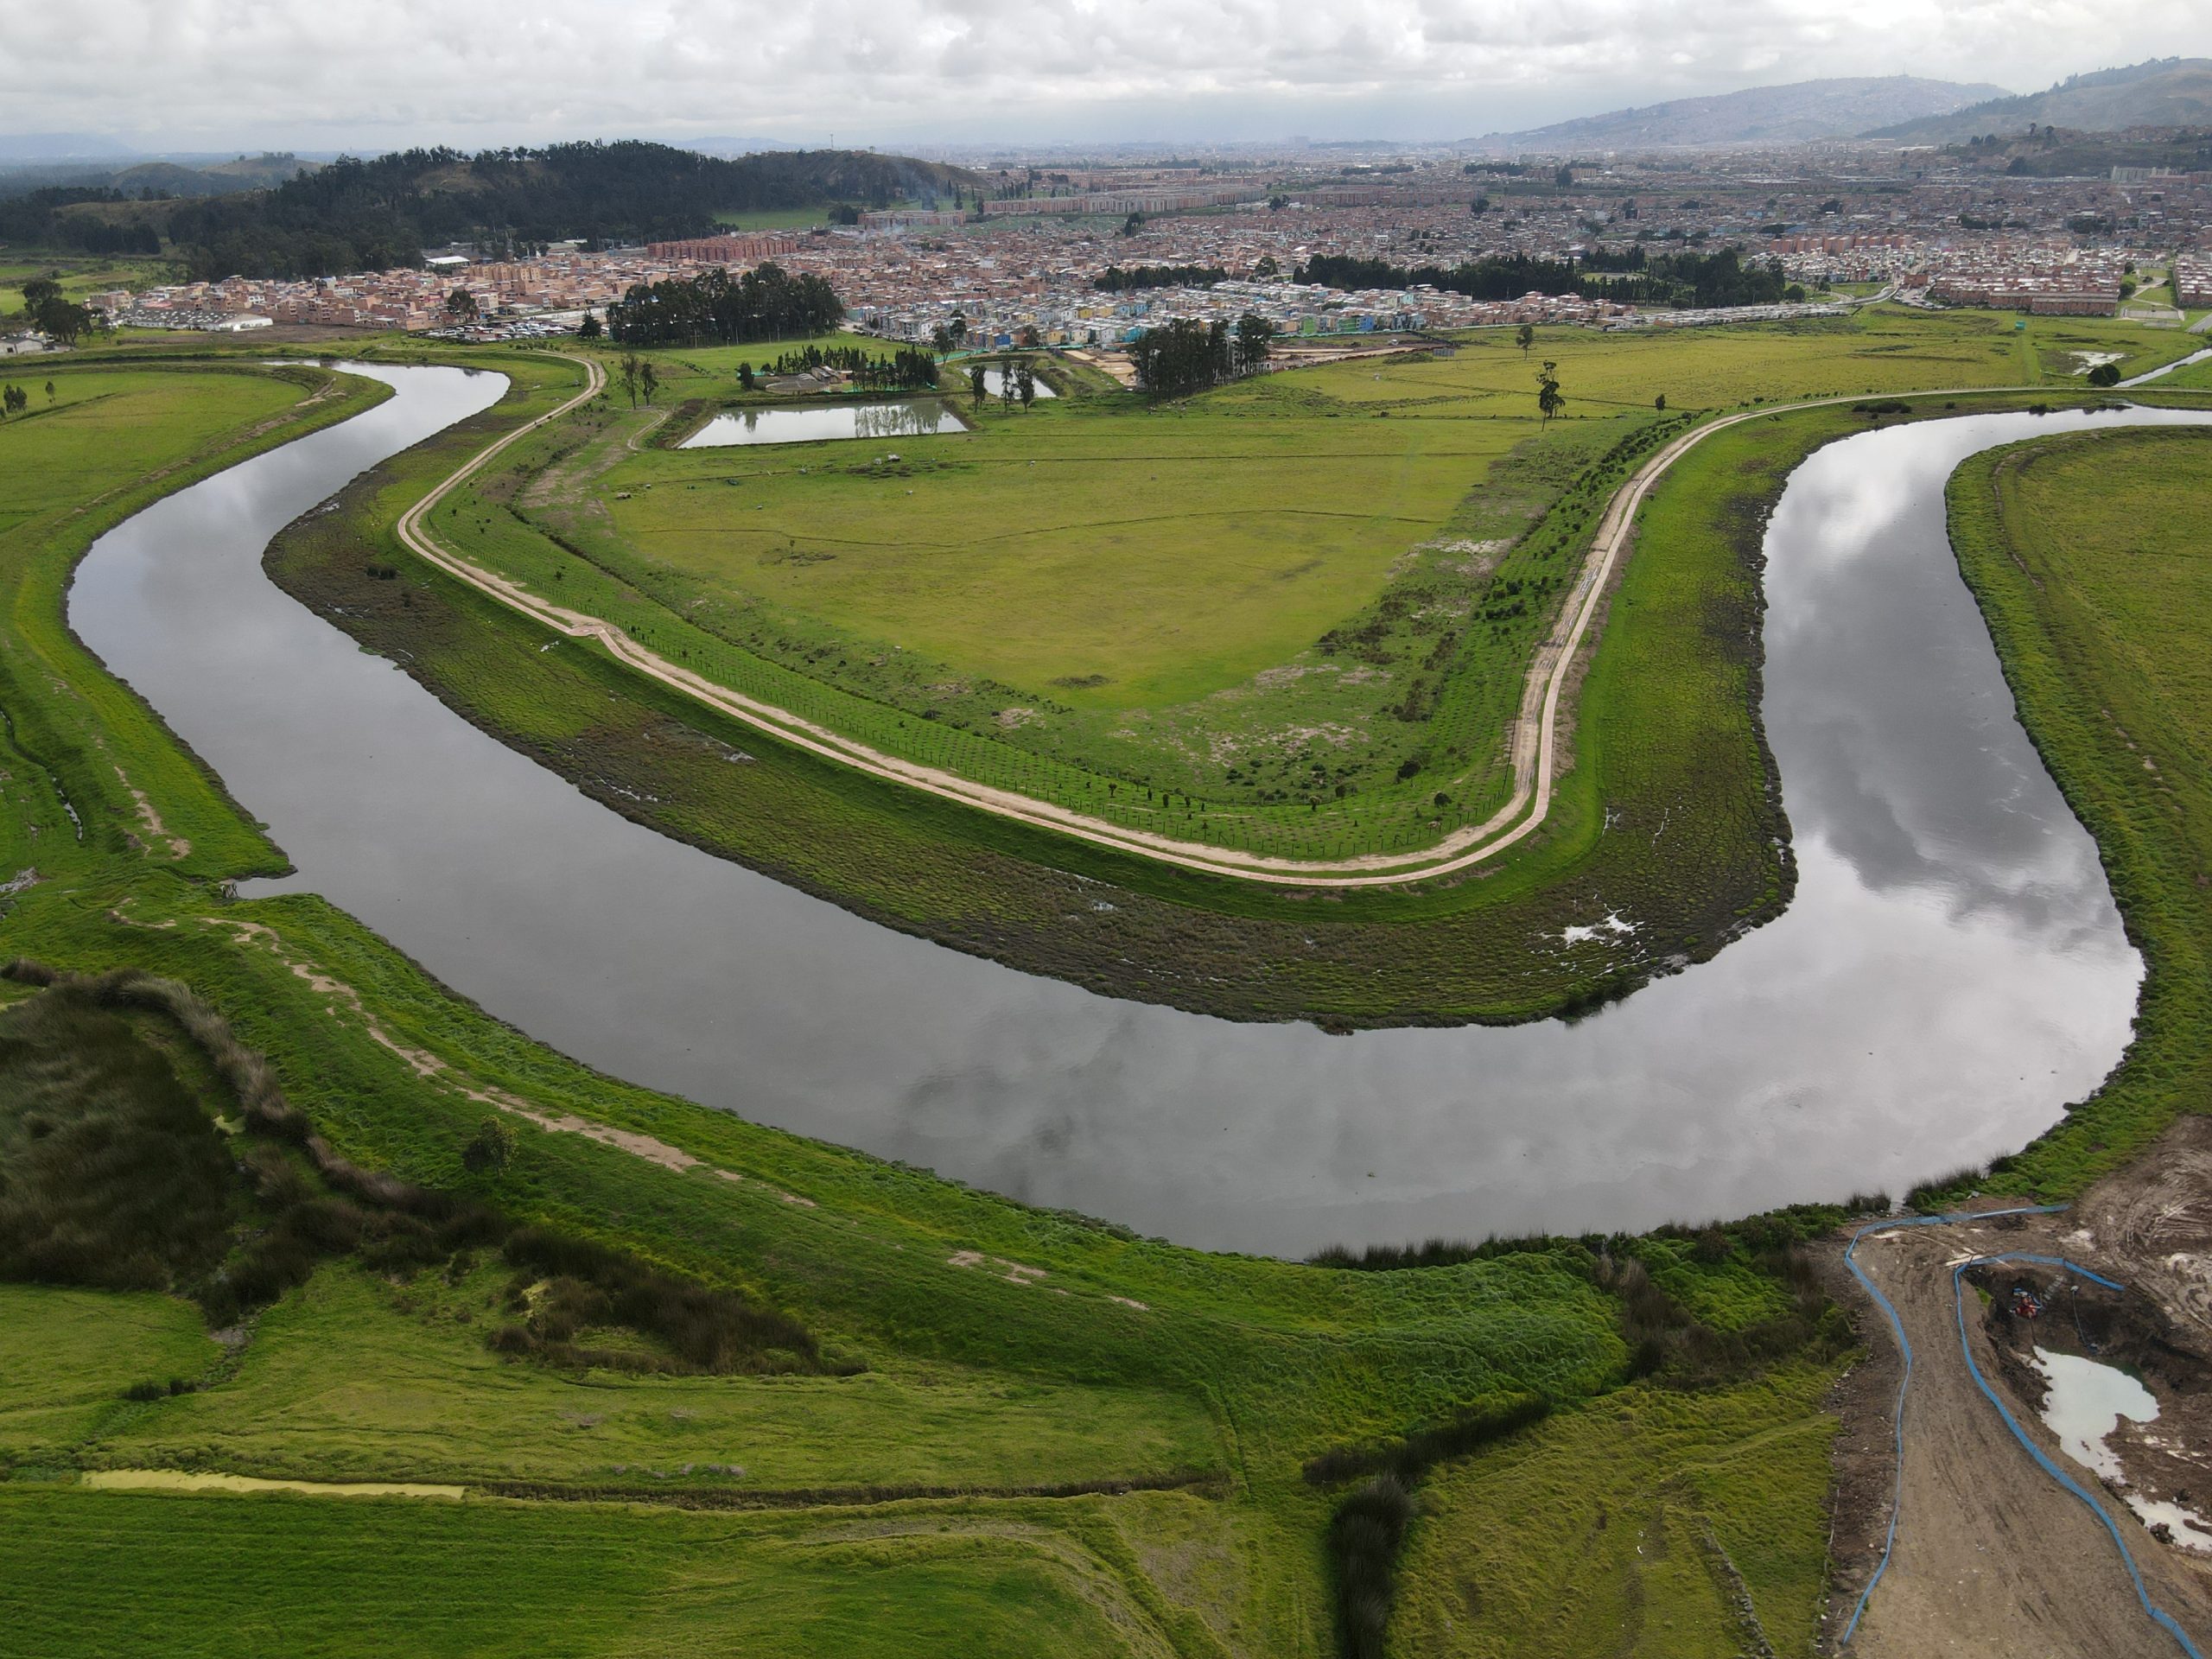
[69,371,2209,1254]
[681,400,967,447]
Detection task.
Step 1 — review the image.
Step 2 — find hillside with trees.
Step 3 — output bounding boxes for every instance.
[1866,57,2212,143]
[144,143,977,281]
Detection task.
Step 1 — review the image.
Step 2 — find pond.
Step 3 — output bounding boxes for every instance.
[66,366,2212,1255]
[976,366,1057,399]
[681,400,968,447]
[2032,1345,2212,1551]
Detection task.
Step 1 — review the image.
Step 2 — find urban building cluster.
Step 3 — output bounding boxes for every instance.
[45,143,2210,356]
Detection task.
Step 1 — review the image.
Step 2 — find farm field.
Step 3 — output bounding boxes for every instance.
[429,307,2201,870]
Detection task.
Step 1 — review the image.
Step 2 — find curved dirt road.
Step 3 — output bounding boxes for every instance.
[392,357,2025,887]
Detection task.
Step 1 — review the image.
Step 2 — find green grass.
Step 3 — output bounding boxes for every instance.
[0,1485,1211,1658]
[91,1262,1224,1493]
[1387,1366,1841,1657]
[416,308,2203,871]
[0,1285,219,1459]
[1931,422,2212,1200]
[709,205,842,232]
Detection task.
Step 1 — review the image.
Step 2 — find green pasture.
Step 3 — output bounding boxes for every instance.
[0,1484,1212,1658]
[1931,422,2212,1203]
[90,1262,1224,1492]
[417,307,2202,866]
[1,253,167,319]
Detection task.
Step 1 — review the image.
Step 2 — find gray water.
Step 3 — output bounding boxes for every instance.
[681,400,968,447]
[68,366,2209,1255]
[978,367,1057,399]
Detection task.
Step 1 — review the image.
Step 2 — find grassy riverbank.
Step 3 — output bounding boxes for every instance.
[1930,420,2212,1203]
[0,346,1869,1656]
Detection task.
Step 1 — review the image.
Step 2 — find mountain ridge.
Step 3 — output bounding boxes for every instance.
[1864,58,2212,143]
[1463,75,2009,154]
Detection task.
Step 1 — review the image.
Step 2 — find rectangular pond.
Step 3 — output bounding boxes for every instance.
[681,400,969,448]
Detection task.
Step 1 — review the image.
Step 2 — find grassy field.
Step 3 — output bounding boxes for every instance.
[410,307,2200,868]
[1,252,169,318]
[0,341,1875,1656]
[1929,423,2212,1202]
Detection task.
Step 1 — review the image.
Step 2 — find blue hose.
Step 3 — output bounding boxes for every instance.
[1836,1207,2202,1656]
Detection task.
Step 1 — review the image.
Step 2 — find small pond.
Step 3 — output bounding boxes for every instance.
[977,367,1057,399]
[681,400,968,448]
[2033,1345,2212,1551]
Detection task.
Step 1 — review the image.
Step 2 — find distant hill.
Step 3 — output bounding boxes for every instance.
[1464,76,2008,154]
[1866,58,2212,143]
[1,141,978,280]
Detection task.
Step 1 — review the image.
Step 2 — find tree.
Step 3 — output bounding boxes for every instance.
[1236,311,1272,372]
[968,362,987,403]
[1120,212,1144,238]
[461,1116,517,1173]
[1470,195,1491,215]
[1654,392,1667,412]
[0,384,24,418]
[639,359,659,405]
[1516,323,1535,358]
[738,361,757,392]
[577,310,602,340]
[1554,164,1574,188]
[29,293,92,345]
[617,352,643,407]
[1017,363,1036,409]
[1253,254,1279,279]
[45,380,56,403]
[444,288,479,322]
[930,324,954,356]
[19,277,60,313]
[1535,360,1564,426]
[2087,361,2122,387]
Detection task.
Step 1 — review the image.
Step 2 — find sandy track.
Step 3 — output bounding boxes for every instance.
[391,360,2026,887]
[1833,1169,2212,1657]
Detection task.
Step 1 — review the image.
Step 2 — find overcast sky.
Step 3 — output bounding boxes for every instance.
[4,0,2207,153]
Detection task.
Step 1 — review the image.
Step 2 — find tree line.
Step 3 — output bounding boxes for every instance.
[604,264,843,346]
[747,341,940,391]
[156,143,977,282]
[0,188,162,257]
[1093,264,1228,292]
[1128,315,1272,397]
[1295,246,1796,309]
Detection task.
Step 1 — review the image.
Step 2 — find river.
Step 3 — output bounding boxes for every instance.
[67,365,2209,1255]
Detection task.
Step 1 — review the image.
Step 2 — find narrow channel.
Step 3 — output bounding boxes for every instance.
[67,365,2210,1254]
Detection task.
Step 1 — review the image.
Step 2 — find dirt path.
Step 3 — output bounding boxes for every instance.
[1832,1174,2212,1657]
[391,362,2031,887]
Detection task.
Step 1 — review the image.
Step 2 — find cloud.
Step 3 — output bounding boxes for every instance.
[0,0,2196,148]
